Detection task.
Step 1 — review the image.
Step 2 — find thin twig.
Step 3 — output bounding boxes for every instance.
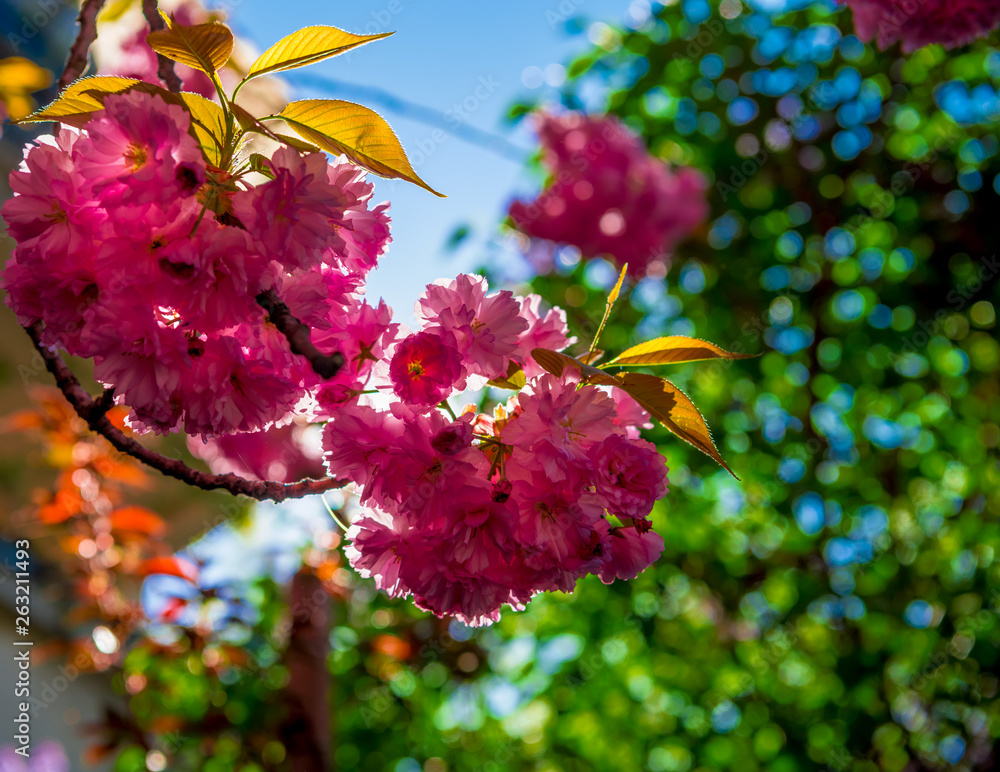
[142,0,183,93]
[257,289,344,379]
[26,323,346,503]
[58,0,108,89]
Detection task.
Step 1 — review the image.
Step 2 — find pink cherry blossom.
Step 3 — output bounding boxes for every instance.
[73,91,205,208]
[232,146,354,272]
[589,434,668,518]
[388,330,464,405]
[417,273,528,379]
[514,294,577,378]
[3,90,671,627]
[840,0,1000,53]
[597,522,665,584]
[3,90,396,441]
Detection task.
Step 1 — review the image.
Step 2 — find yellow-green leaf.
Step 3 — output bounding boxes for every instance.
[488,361,528,390]
[276,99,444,196]
[607,263,628,306]
[147,20,234,75]
[618,372,737,478]
[247,152,275,179]
[247,26,393,78]
[179,92,226,167]
[17,76,141,125]
[608,336,757,367]
[531,349,621,388]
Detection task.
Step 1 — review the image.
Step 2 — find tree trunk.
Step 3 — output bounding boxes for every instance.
[281,569,332,771]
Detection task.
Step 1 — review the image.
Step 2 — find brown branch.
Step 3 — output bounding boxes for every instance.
[142,0,183,93]
[25,323,346,503]
[257,289,345,379]
[58,0,108,89]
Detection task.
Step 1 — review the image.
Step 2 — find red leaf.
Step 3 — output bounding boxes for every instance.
[138,556,198,581]
[109,506,166,537]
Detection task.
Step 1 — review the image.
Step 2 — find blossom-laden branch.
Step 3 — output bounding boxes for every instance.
[256,288,345,379]
[141,0,183,93]
[58,0,108,89]
[26,323,347,502]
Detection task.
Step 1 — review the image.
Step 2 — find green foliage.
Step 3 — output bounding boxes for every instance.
[314,2,1000,770]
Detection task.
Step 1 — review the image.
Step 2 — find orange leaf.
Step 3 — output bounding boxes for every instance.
[0,409,44,433]
[138,556,198,581]
[38,488,83,524]
[146,19,233,75]
[618,373,738,479]
[94,455,149,487]
[110,506,166,537]
[608,336,757,367]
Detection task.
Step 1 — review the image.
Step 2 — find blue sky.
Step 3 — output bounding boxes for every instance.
[227,0,637,324]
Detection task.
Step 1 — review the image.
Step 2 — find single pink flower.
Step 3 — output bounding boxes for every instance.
[597,522,665,584]
[588,434,668,518]
[232,146,353,271]
[73,91,205,208]
[388,330,463,405]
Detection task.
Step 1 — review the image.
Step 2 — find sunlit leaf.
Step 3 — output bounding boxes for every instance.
[276,99,444,196]
[587,263,628,362]
[179,92,226,167]
[17,76,141,125]
[618,372,737,478]
[608,336,757,367]
[147,19,234,75]
[246,25,393,78]
[532,349,735,476]
[247,152,275,179]
[231,102,321,152]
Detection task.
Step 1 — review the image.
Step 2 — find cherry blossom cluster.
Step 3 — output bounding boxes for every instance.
[841,0,1000,53]
[509,111,708,278]
[3,89,671,626]
[323,274,669,626]
[2,90,392,438]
